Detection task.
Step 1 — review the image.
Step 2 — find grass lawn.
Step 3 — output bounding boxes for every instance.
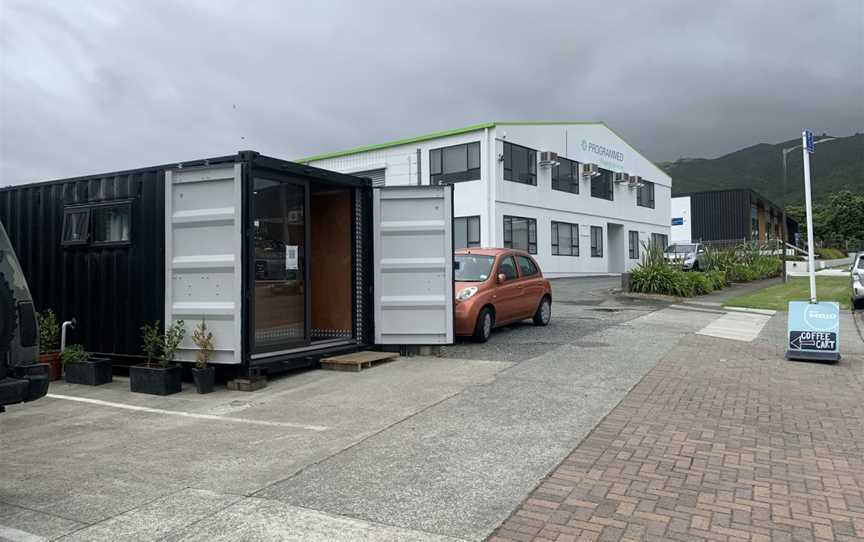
[724,276,850,311]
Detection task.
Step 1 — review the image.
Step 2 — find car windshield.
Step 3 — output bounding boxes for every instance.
[666,244,696,253]
[454,254,495,282]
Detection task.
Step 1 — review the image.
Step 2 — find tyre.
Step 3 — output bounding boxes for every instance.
[0,271,16,352]
[533,296,551,326]
[854,297,864,311]
[692,261,700,272]
[473,307,494,343]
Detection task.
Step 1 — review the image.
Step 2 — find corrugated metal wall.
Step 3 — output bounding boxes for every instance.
[0,170,165,358]
[689,189,750,242]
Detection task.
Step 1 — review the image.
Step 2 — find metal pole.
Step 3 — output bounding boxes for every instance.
[781,149,789,281]
[801,132,817,304]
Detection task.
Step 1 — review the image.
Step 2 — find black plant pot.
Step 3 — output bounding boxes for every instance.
[192,366,215,394]
[64,357,113,386]
[130,364,182,396]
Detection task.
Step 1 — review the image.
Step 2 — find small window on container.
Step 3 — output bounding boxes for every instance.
[92,204,131,245]
[61,207,91,245]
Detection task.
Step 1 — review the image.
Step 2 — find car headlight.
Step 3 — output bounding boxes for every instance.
[456,286,478,301]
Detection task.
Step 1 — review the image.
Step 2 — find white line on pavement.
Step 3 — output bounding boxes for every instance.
[0,525,46,542]
[46,394,329,432]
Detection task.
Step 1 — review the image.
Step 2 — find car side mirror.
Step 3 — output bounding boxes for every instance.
[453,261,461,271]
[498,273,507,283]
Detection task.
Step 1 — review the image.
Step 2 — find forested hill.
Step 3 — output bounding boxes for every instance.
[662,133,863,204]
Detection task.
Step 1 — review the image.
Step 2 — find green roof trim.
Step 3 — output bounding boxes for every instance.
[294,121,667,179]
[295,122,495,163]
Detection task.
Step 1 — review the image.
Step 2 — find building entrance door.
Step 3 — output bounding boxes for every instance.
[607,223,625,274]
[252,177,309,353]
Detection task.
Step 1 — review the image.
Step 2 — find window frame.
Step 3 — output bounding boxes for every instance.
[551,221,579,256]
[551,156,580,194]
[503,215,537,254]
[497,254,519,280]
[590,226,604,258]
[628,230,640,259]
[651,233,669,251]
[430,141,481,185]
[503,141,537,186]
[454,215,481,249]
[515,255,539,277]
[61,200,133,248]
[590,169,614,201]
[636,180,655,209]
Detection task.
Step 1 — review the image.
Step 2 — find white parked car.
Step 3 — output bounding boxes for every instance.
[664,243,707,271]
[851,252,864,310]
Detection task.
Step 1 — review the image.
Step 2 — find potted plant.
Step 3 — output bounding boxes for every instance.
[190,319,215,394]
[37,309,61,381]
[129,320,185,396]
[61,344,112,385]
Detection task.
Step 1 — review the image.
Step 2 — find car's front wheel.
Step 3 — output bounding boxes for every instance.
[533,296,551,326]
[473,307,494,342]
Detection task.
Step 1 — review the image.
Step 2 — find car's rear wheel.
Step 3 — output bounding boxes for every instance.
[473,307,494,342]
[854,297,864,311]
[533,296,551,326]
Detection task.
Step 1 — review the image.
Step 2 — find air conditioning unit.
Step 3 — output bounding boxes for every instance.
[580,163,599,180]
[628,175,643,188]
[539,151,559,168]
[613,172,630,184]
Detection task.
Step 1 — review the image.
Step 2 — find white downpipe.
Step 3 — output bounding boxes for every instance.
[60,319,76,352]
[801,131,817,304]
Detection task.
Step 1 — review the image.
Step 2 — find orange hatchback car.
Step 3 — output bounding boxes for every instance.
[454,248,552,342]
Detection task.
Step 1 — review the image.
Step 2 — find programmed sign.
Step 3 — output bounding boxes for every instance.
[786,301,840,361]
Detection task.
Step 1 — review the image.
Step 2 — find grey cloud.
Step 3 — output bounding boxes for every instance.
[1,0,861,185]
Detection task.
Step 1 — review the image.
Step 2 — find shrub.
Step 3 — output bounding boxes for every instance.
[815,247,845,260]
[630,244,694,297]
[705,270,729,290]
[686,272,715,295]
[191,319,214,369]
[140,320,186,367]
[60,344,89,365]
[37,309,60,353]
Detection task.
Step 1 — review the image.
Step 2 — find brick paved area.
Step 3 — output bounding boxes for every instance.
[490,315,864,542]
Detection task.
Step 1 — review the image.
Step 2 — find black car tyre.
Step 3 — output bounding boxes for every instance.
[533,296,552,326]
[473,307,494,343]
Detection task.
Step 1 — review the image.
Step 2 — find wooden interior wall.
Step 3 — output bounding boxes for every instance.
[310,189,353,336]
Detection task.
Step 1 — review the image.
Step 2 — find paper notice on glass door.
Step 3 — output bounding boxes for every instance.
[285,245,298,270]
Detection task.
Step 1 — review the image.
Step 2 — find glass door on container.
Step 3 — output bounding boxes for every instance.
[252,177,308,353]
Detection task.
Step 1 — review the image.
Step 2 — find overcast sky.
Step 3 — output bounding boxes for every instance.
[1,0,862,185]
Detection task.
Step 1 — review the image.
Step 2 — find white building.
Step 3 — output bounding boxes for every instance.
[300,122,671,277]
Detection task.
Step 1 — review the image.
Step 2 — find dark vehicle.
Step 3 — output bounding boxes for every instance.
[0,222,49,412]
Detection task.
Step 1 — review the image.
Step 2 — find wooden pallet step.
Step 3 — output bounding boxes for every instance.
[320,351,400,372]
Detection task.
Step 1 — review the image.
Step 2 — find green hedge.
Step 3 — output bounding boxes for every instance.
[630,244,781,298]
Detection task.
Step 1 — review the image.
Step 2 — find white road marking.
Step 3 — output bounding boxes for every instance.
[723,306,777,316]
[0,525,46,542]
[46,394,329,432]
[697,311,772,342]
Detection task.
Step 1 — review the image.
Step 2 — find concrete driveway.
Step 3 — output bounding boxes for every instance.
[0,276,701,542]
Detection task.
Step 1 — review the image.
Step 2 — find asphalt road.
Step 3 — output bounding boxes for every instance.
[1,276,699,542]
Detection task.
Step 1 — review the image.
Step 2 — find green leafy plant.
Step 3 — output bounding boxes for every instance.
[161,320,186,368]
[140,320,187,367]
[60,344,90,365]
[190,319,214,369]
[141,321,163,367]
[37,309,60,353]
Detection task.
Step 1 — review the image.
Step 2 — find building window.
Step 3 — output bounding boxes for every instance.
[636,180,655,208]
[590,169,614,201]
[651,233,668,250]
[61,201,132,247]
[503,215,537,254]
[628,231,640,259]
[430,142,480,185]
[454,215,481,249]
[590,226,603,257]
[516,255,539,277]
[551,156,579,194]
[551,221,579,256]
[61,207,91,245]
[503,142,537,185]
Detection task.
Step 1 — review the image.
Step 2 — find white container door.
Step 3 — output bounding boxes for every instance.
[165,163,243,364]
[373,185,454,345]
